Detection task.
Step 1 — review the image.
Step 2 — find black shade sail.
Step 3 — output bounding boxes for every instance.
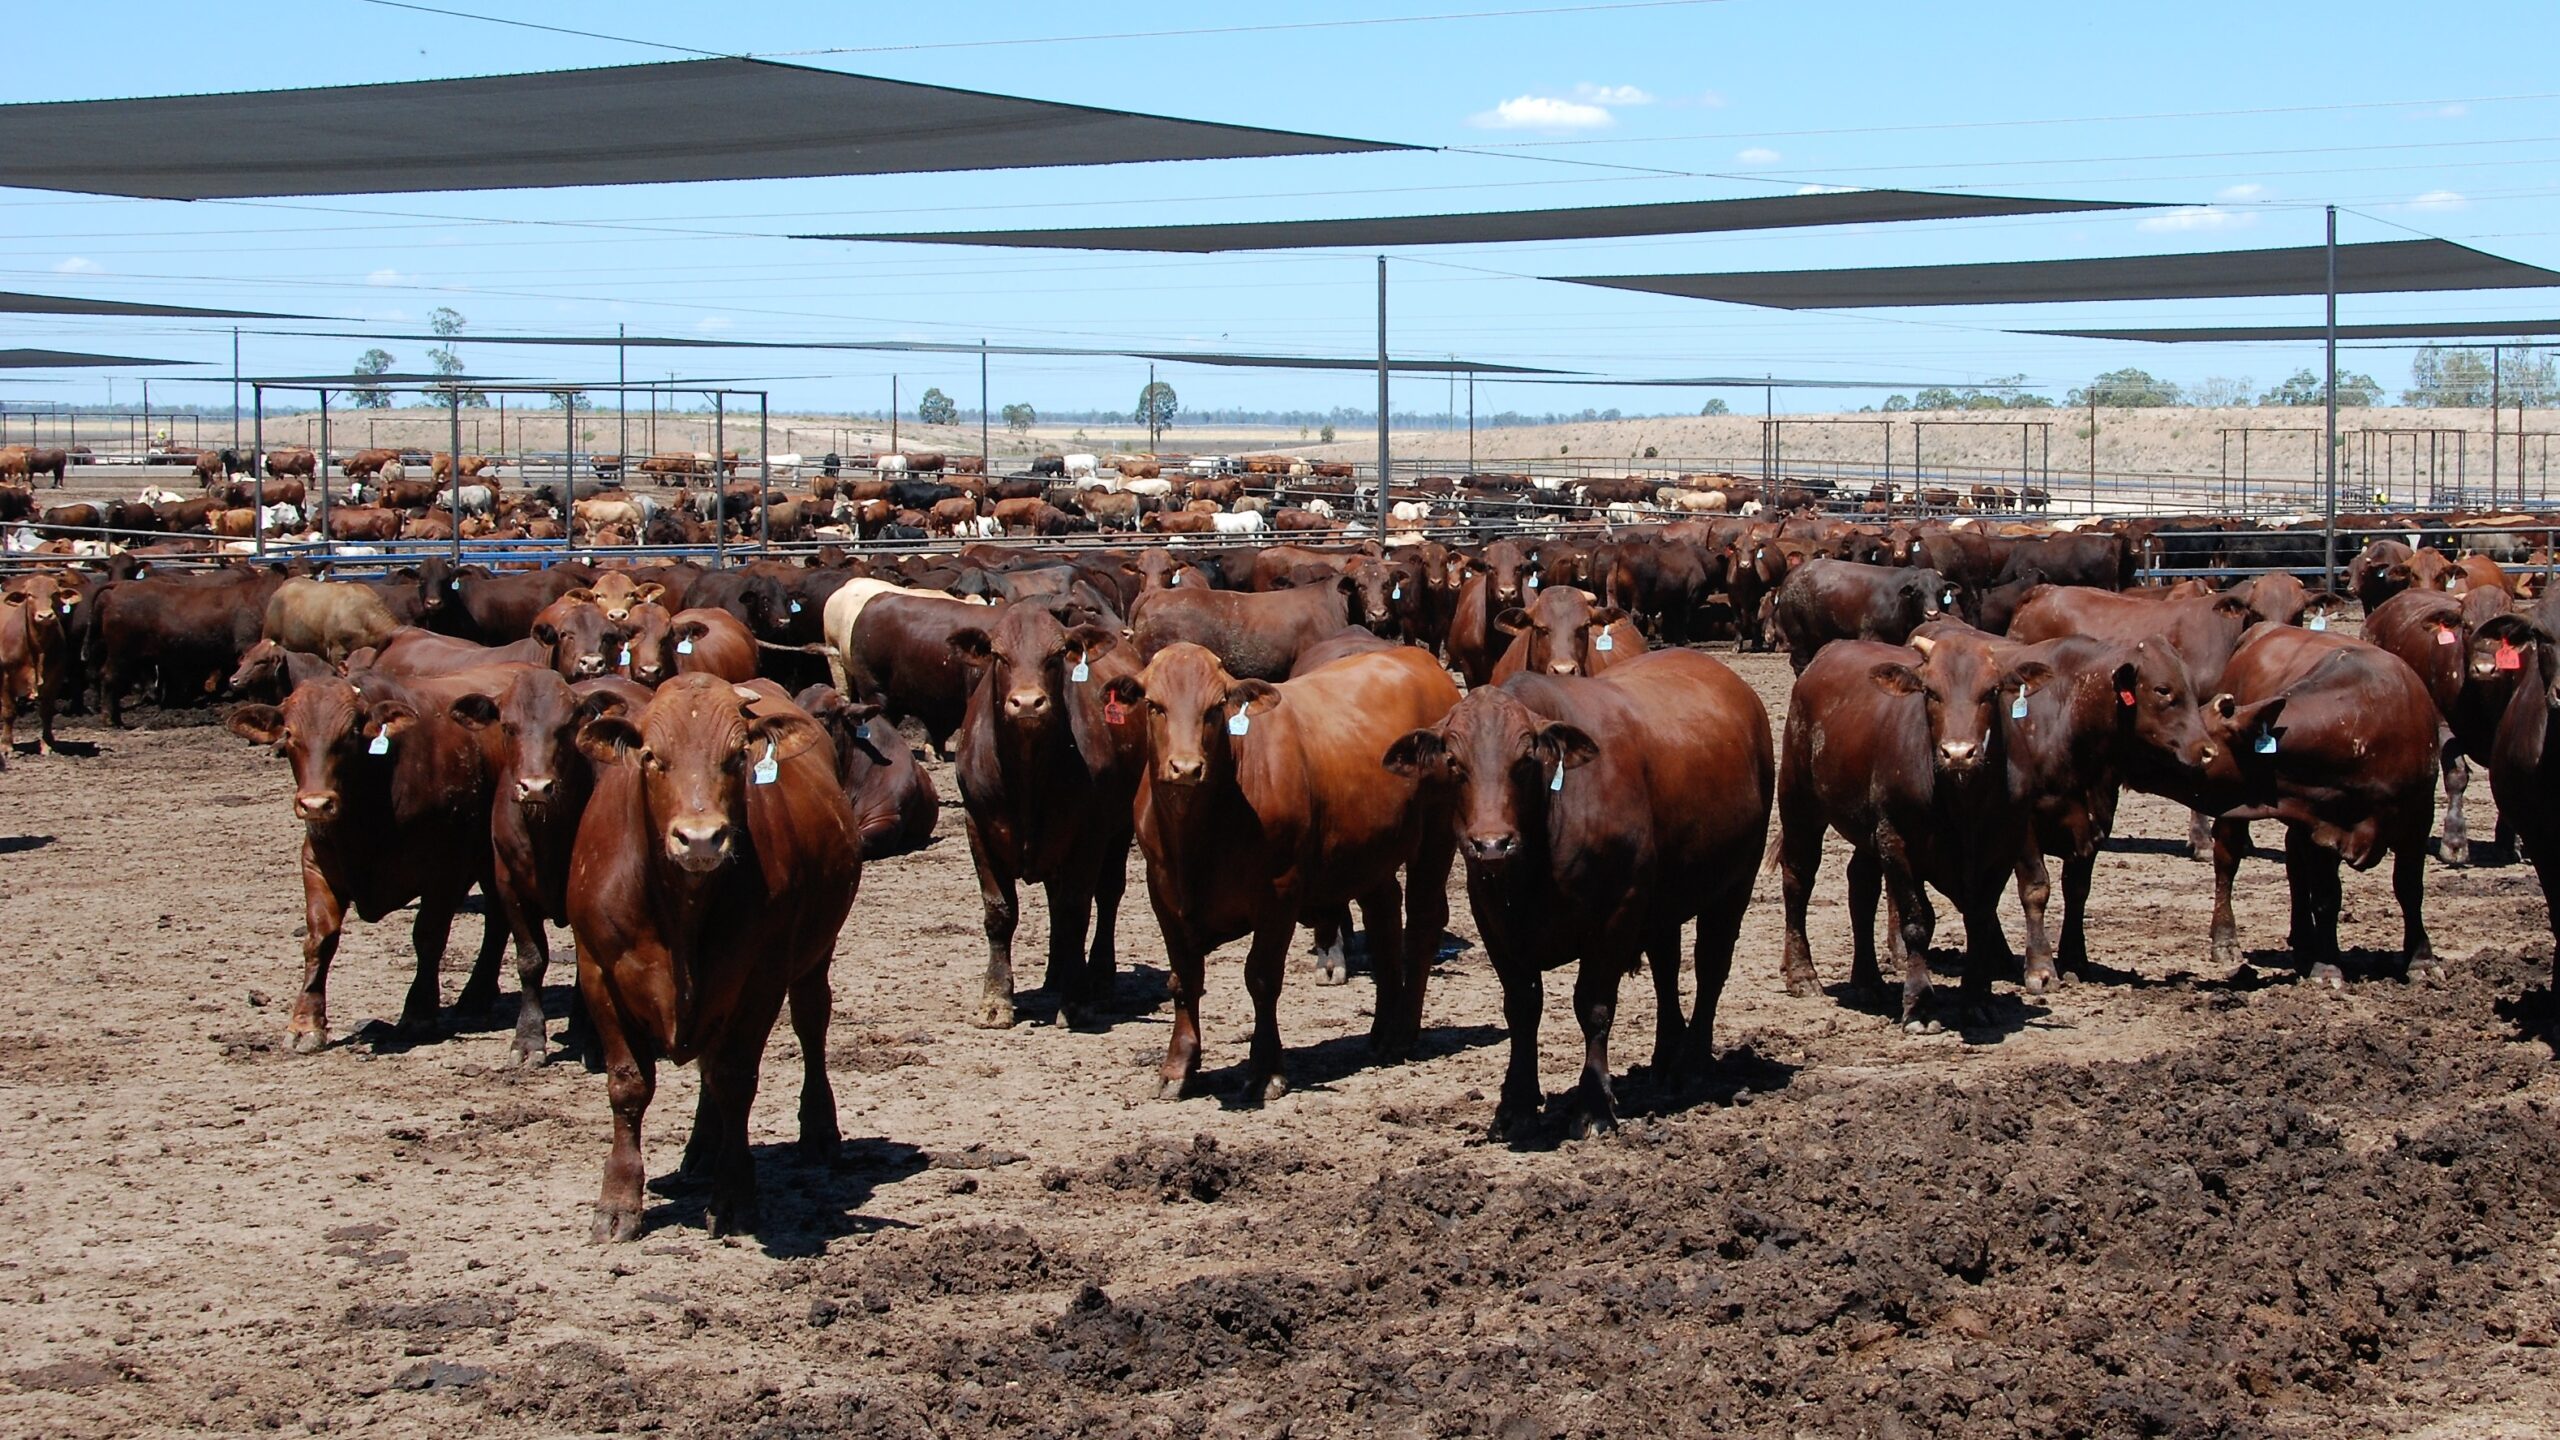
[2019,318,2560,343]
[0,58,1413,200]
[1552,240,2560,310]
[243,372,526,386]
[1489,374,2034,389]
[0,290,322,319]
[801,190,2160,252]
[0,348,193,368]
[276,331,1565,373]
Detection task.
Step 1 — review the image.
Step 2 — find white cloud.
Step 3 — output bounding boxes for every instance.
[1735,147,1781,166]
[1795,183,1855,195]
[366,267,410,286]
[1573,83,1654,106]
[2136,205,2256,233]
[2408,188,2468,211]
[1468,94,1615,131]
[2433,102,2468,119]
[53,256,100,274]
[695,315,734,332]
[1693,89,1729,108]
[2216,183,2266,201]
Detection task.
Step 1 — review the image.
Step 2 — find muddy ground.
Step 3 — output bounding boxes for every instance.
[3,643,2559,1439]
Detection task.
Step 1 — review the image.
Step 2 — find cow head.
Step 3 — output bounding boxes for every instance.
[225,677,416,826]
[1904,567,1958,624]
[574,575,666,623]
[448,668,628,811]
[949,605,1119,737]
[415,555,463,617]
[1495,587,1628,677]
[1867,632,2014,777]
[1481,539,1537,609]
[576,675,827,875]
[1337,555,1420,637]
[2109,640,2222,795]
[1383,685,1594,867]
[794,683,894,784]
[532,596,623,680]
[1102,643,1275,790]
[2471,614,2554,707]
[4,574,75,628]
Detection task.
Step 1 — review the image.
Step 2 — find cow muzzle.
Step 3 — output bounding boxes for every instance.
[1158,756,1207,787]
[1464,831,1520,864]
[1937,738,1983,771]
[1002,688,1051,721]
[573,652,608,678]
[665,817,734,872]
[294,791,340,823]
[515,775,558,805]
[1547,659,1579,676]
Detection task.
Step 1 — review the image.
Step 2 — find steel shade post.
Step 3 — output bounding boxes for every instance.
[1375,256,1390,522]
[759,392,771,552]
[449,385,463,571]
[713,392,727,570]
[2323,205,2340,592]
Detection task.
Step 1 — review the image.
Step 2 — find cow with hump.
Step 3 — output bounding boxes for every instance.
[1103,641,1459,1101]
[567,675,860,1241]
[1777,629,2041,1030]
[1385,649,1772,1139]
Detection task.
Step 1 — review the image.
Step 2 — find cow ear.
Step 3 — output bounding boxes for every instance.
[0,591,24,607]
[2005,661,2056,696]
[748,710,827,765]
[447,691,501,729]
[576,687,638,724]
[1870,662,1925,696]
[672,618,708,644]
[1380,728,1446,777]
[1591,606,1627,629]
[226,703,287,746]
[367,700,422,740]
[1225,679,1281,716]
[578,715,646,767]
[635,583,666,605]
[2210,595,2255,621]
[2227,694,2287,738]
[561,587,598,606]
[1539,722,1600,771]
[2111,660,2141,704]
[1101,675,1146,710]
[947,627,993,663]
[532,621,560,648]
[1066,624,1117,660]
[1493,607,1530,636]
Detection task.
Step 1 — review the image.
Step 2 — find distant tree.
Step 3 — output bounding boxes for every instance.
[422,306,487,407]
[1699,398,1730,416]
[1882,394,1912,412]
[1136,381,1178,445]
[549,389,587,410]
[1000,401,1036,434]
[2258,367,2383,407]
[1319,423,1335,444]
[1913,386,1964,410]
[349,348,396,410]
[1642,445,1659,458]
[917,387,958,426]
[2067,367,2182,407]
[2189,375,2254,407]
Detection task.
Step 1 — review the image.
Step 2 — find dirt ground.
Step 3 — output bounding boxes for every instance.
[3,648,2559,1439]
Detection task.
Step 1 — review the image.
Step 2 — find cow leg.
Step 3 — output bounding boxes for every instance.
[698,1008,778,1239]
[2187,808,2214,862]
[1156,926,1209,1101]
[2440,731,2471,867]
[1084,842,1128,1014]
[1239,917,1297,1103]
[1489,952,1545,1140]
[2056,850,2097,977]
[787,967,841,1158]
[2394,824,2440,983]
[2012,847,2058,997]
[491,884,554,1066]
[965,818,1022,1029]
[1682,888,1749,1079]
[1645,923,1686,1074]
[1565,952,1629,1138]
[1389,837,1454,1055]
[1844,846,1885,997]
[1044,877,1098,1027]
[454,893,508,1014]
[291,858,345,1054]
[401,896,457,1038]
[0,683,16,765]
[1776,807,1825,996]
[2284,825,2345,989]
[1879,842,1939,1032]
[1306,905,1353,986]
[34,678,54,753]
[582,956,655,1244]
[2209,819,2250,973]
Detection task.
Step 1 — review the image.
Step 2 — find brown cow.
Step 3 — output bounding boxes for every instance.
[225,672,508,1051]
[531,594,624,680]
[340,448,402,479]
[797,683,940,862]
[1129,580,1356,682]
[1102,643,1459,1100]
[568,675,860,1240]
[2364,587,2527,865]
[263,449,317,482]
[1445,539,1543,687]
[227,638,336,703]
[2485,598,2560,1034]
[1771,558,1956,672]
[1777,631,2042,1028]
[430,453,492,482]
[350,626,549,677]
[827,580,1001,758]
[947,606,1142,1027]
[92,567,284,724]
[0,575,79,760]
[623,605,756,686]
[2201,627,2440,986]
[1384,650,1772,1137]
[1489,584,1645,683]
[262,578,401,667]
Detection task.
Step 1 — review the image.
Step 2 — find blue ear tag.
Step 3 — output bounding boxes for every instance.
[752,740,779,785]
[2254,728,2277,755]
[1391,583,1403,601]
[853,721,870,740]
[789,599,804,613]
[2010,691,2029,720]
[618,645,632,666]
[1526,575,1540,590]
[367,732,390,756]
[1549,763,1564,793]
[2307,612,2327,632]
[676,638,694,655]
[1595,630,1614,652]
[1071,659,1090,684]
[1228,712,1250,737]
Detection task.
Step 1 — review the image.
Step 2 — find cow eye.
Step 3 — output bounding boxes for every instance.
[2154,686,2171,698]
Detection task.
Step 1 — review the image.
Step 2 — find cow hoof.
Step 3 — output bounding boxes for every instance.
[1902,1016,1943,1036]
[509,1039,548,1069]
[288,1028,328,1055]
[971,994,1017,1030]
[1155,1074,1189,1102]
[2443,841,2470,868]
[2307,963,2347,991]
[2023,966,2056,998]
[1253,1072,1289,1104]
[2406,957,2446,987]
[1781,968,1817,998]
[590,1206,643,1244]
[1489,1101,1540,1142]
[705,1193,759,1239]
[1565,1103,1616,1141]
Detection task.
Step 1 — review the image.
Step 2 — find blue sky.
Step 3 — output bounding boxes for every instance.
[6,0,2558,418]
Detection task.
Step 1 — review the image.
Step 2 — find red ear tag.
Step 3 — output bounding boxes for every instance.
[2436,627,2458,646]
[2496,641,2523,671]
[2118,689,2136,707]
[1103,698,1129,725]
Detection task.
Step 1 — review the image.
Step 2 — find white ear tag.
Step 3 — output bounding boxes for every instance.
[1228,712,1250,737]
[1071,659,1090,684]
[2010,691,2029,719]
[752,740,779,785]
[2254,728,2277,755]
[367,732,390,756]
[676,638,695,655]
[1549,763,1564,793]
[618,645,632,666]
[2434,627,2456,646]
[1595,630,1614,652]
[2307,612,2327,632]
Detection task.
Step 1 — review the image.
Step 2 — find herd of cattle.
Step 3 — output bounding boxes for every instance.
[3,467,2558,1242]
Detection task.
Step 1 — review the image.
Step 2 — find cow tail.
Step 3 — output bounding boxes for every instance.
[822,642,850,697]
